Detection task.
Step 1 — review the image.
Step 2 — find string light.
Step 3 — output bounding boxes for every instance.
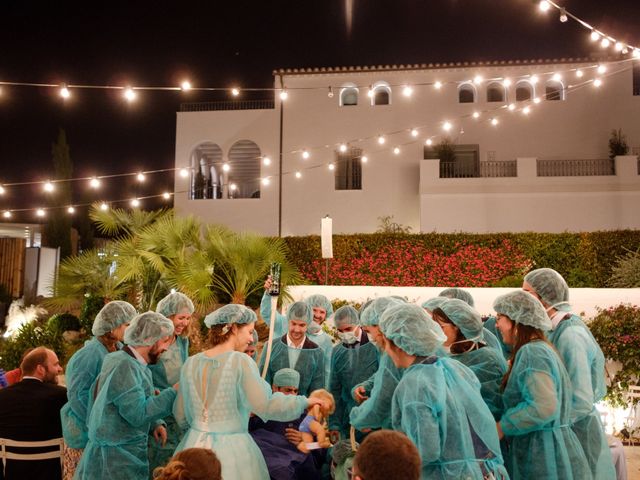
[60,85,71,99]
[3,211,11,218]
[410,128,419,137]
[361,155,368,163]
[402,85,413,97]
[367,86,374,98]
[327,86,334,98]
[473,75,483,85]
[263,156,272,166]
[491,118,499,126]
[559,8,568,23]
[601,38,610,49]
[593,78,603,87]
[229,183,237,191]
[261,177,270,186]
[295,171,302,178]
[533,97,541,104]
[339,143,348,153]
[89,177,101,188]
[503,78,512,87]
[179,168,189,178]
[377,135,386,145]
[530,75,539,84]
[442,121,452,131]
[434,81,442,90]
[181,81,192,91]
[472,111,481,119]
[222,163,230,172]
[576,69,584,78]
[615,42,624,52]
[425,139,433,146]
[508,103,516,111]
[67,206,75,214]
[36,208,45,217]
[590,31,600,42]
[43,181,55,192]
[301,150,310,159]
[552,73,562,82]
[231,87,240,96]
[328,163,335,171]
[136,172,145,182]
[279,89,288,100]
[163,192,171,199]
[131,199,140,207]
[523,106,531,115]
[123,87,136,102]
[100,202,109,211]
[393,146,401,155]
[538,1,551,12]
[0,185,4,195]
[597,64,607,74]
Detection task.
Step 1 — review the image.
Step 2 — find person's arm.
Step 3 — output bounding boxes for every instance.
[67,353,101,422]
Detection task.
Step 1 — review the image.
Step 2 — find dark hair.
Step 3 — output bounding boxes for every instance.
[207,324,234,347]
[431,308,476,355]
[500,318,549,390]
[153,448,221,480]
[353,430,421,480]
[20,347,49,376]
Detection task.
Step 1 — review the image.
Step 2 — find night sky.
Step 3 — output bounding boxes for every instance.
[0,0,638,220]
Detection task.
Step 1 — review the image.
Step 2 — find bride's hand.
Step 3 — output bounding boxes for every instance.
[307,396,328,410]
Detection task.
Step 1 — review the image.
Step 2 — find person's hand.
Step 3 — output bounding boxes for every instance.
[172,382,179,392]
[496,421,504,440]
[285,428,303,446]
[307,395,328,410]
[360,428,372,433]
[353,386,368,404]
[153,425,168,446]
[264,275,272,291]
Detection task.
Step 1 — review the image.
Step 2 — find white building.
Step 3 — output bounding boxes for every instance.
[174,57,640,236]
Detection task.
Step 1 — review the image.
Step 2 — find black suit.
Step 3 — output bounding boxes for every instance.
[0,378,68,480]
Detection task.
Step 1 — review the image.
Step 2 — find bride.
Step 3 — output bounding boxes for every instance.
[173,304,324,479]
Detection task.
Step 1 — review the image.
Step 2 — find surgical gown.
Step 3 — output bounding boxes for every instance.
[147,335,190,474]
[174,351,308,480]
[260,292,288,339]
[308,329,334,388]
[74,350,177,480]
[328,341,379,438]
[392,356,508,479]
[452,345,507,420]
[548,314,615,480]
[501,340,591,479]
[349,353,403,431]
[61,338,114,449]
[259,337,325,396]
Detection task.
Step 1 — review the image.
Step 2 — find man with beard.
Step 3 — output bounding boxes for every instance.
[0,347,67,480]
[74,312,178,480]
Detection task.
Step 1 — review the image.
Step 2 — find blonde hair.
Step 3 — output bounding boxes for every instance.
[309,388,336,415]
[153,448,221,480]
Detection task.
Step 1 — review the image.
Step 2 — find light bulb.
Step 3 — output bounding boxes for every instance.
[44,181,54,192]
[361,155,368,163]
[123,87,136,102]
[559,8,568,22]
[131,199,140,207]
[402,85,413,97]
[36,208,45,217]
[279,90,288,100]
[295,171,302,179]
[539,1,550,12]
[367,86,374,97]
[442,121,452,131]
[263,156,271,166]
[302,150,310,159]
[472,111,480,119]
[552,73,562,82]
[491,118,499,126]
[434,81,442,89]
[179,168,189,178]
[136,172,145,182]
[100,202,108,211]
[503,78,512,87]
[60,85,71,99]
[410,128,418,137]
[473,75,483,85]
[89,177,100,188]
[593,78,603,87]
[67,206,75,214]
[393,147,400,155]
[523,106,531,115]
[0,185,4,195]
[615,42,624,52]
[231,87,240,96]
[261,177,270,186]
[633,49,640,59]
[601,38,610,48]
[327,86,334,98]
[597,64,607,74]
[328,163,335,171]
[230,183,237,191]
[530,75,539,84]
[222,163,230,172]
[508,103,516,111]
[533,97,541,104]
[425,139,433,146]
[181,81,192,91]
[377,135,385,145]
[2,211,11,218]
[339,143,348,153]
[163,192,171,199]
[576,69,584,78]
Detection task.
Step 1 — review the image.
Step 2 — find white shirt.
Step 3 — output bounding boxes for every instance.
[21,376,42,382]
[286,334,306,349]
[129,346,148,365]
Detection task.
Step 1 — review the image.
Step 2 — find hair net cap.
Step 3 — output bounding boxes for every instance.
[523,268,571,312]
[437,298,484,340]
[360,297,404,327]
[439,288,475,307]
[124,311,174,347]
[421,297,448,312]
[380,303,446,356]
[204,304,257,328]
[273,368,300,388]
[286,301,313,326]
[334,305,360,329]
[493,291,552,331]
[305,294,334,318]
[156,292,195,317]
[92,301,137,336]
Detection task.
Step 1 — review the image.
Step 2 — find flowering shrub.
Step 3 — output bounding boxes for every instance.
[589,304,640,408]
[299,240,531,287]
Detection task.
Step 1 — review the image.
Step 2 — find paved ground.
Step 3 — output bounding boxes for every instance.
[626,446,640,479]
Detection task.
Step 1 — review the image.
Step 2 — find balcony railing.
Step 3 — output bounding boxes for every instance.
[479,160,517,178]
[537,158,614,177]
[440,160,516,178]
[180,99,275,112]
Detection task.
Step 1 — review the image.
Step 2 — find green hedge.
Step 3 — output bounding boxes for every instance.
[284,230,640,287]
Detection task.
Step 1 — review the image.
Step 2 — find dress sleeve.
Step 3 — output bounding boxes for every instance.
[239,354,307,422]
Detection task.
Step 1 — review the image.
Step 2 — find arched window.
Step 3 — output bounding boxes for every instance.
[340,85,358,106]
[370,82,391,106]
[545,80,564,101]
[458,83,476,103]
[486,82,506,103]
[190,142,222,199]
[228,140,262,199]
[515,81,534,101]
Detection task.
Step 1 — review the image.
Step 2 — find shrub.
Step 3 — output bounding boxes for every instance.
[589,304,640,407]
[79,294,106,333]
[608,248,640,288]
[609,128,629,160]
[47,313,81,335]
[0,320,65,370]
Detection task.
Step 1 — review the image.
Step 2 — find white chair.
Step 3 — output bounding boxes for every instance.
[625,385,640,446]
[0,437,64,474]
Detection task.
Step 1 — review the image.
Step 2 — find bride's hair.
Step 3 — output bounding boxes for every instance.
[208,323,234,347]
[153,448,221,480]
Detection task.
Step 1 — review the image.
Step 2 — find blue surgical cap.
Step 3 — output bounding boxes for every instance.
[204,304,257,328]
[360,297,404,327]
[334,305,360,329]
[439,288,475,307]
[305,294,334,318]
[287,301,313,326]
[92,301,137,336]
[124,311,174,347]
[156,292,195,317]
[421,297,448,312]
[523,268,571,312]
[493,291,552,331]
[380,303,446,356]
[273,368,300,388]
[437,298,484,340]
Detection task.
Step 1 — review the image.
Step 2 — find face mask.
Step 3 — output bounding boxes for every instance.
[307,322,322,335]
[447,335,482,354]
[338,331,358,345]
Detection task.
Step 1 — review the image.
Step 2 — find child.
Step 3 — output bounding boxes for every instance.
[297,389,335,453]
